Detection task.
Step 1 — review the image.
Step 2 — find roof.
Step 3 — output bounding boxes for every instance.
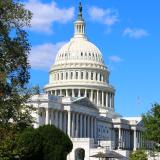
[90,151,126,159]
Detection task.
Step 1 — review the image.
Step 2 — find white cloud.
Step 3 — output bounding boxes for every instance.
[109,56,123,63]
[88,6,119,26]
[25,0,74,33]
[29,42,66,70]
[123,28,149,38]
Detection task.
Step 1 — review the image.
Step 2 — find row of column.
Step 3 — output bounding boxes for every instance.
[75,23,85,34]
[118,128,131,150]
[49,89,114,108]
[134,130,151,150]
[117,128,148,151]
[51,70,107,83]
[39,108,97,139]
[70,112,97,139]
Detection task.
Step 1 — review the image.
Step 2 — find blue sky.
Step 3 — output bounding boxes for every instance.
[24,0,160,117]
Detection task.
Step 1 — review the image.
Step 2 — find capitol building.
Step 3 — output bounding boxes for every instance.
[29,3,152,160]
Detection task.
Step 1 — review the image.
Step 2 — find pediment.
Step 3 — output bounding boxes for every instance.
[72,97,98,110]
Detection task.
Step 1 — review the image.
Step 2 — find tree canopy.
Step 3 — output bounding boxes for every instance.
[129,150,147,160]
[0,0,33,128]
[142,103,160,151]
[15,125,73,160]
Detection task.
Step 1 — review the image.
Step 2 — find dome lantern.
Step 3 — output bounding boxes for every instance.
[74,2,85,38]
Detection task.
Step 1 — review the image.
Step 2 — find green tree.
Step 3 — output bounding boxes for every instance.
[142,103,160,151]
[129,150,147,160]
[15,125,73,160]
[0,0,33,128]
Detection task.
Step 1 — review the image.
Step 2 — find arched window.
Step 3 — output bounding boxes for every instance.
[71,72,73,79]
[66,72,68,79]
[61,72,63,80]
[100,74,102,81]
[75,148,85,160]
[91,72,93,80]
[76,72,78,79]
[86,72,88,79]
[57,73,59,80]
[96,73,98,81]
[81,72,83,79]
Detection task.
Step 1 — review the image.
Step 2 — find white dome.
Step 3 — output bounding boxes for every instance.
[55,37,104,65]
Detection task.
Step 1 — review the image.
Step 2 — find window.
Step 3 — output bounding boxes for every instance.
[76,72,78,79]
[71,72,73,79]
[91,72,93,80]
[100,74,102,81]
[81,72,83,79]
[86,72,88,79]
[66,72,68,79]
[61,73,63,80]
[81,52,83,56]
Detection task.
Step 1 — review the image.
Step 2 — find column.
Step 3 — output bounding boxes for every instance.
[55,110,58,127]
[72,89,75,97]
[137,131,139,149]
[45,108,49,125]
[66,89,68,97]
[78,89,81,97]
[84,114,86,137]
[84,89,87,97]
[37,108,41,126]
[80,114,83,137]
[67,111,71,137]
[89,71,91,80]
[84,71,86,80]
[63,112,67,133]
[73,71,76,79]
[87,116,90,137]
[50,109,54,125]
[108,93,111,107]
[133,129,137,151]
[97,73,100,81]
[106,92,108,107]
[121,129,123,149]
[128,130,130,150]
[78,71,81,79]
[71,112,75,137]
[59,111,62,130]
[118,127,122,149]
[55,90,57,96]
[91,117,93,138]
[94,118,97,140]
[75,113,79,137]
[102,91,104,107]
[124,130,126,149]
[68,71,71,79]
[59,89,62,96]
[112,94,114,108]
[97,90,99,106]
[93,72,96,81]
[91,90,93,102]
